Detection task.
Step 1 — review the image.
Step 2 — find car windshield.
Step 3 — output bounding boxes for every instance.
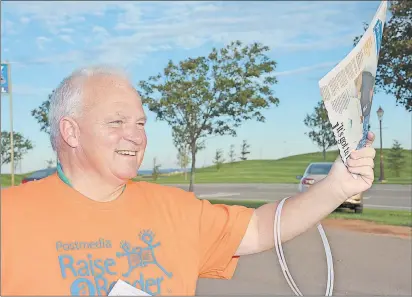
[307,163,333,175]
[28,168,56,179]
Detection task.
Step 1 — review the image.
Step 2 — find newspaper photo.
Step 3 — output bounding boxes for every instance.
[318,1,388,164]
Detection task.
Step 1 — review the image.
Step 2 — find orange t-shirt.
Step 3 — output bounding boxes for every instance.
[1,174,254,296]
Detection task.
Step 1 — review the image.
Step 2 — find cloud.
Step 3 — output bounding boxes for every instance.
[20,16,31,24]
[36,36,51,50]
[273,62,338,77]
[11,84,53,96]
[1,20,17,36]
[59,35,74,44]
[3,1,377,67]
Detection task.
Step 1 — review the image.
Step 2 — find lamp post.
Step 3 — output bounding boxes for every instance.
[376,106,385,182]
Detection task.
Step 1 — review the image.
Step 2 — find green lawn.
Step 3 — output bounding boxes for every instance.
[2,149,410,188]
[207,199,412,227]
[138,148,412,185]
[0,173,27,187]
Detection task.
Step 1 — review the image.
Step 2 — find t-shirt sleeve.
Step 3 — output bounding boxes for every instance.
[195,198,255,279]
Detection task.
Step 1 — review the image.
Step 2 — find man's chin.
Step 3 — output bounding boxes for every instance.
[113,168,139,181]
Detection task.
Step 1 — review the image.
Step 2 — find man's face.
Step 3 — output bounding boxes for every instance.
[75,75,147,182]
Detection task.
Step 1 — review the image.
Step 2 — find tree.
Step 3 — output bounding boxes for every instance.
[228,144,236,164]
[176,144,191,181]
[304,101,337,160]
[1,131,34,166]
[46,159,54,168]
[172,127,201,182]
[353,1,411,112]
[139,40,279,191]
[240,140,251,161]
[31,91,53,134]
[387,140,405,177]
[213,149,225,170]
[152,157,161,181]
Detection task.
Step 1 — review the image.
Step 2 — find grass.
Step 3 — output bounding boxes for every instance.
[137,148,412,185]
[2,149,410,188]
[0,173,27,187]
[207,199,412,227]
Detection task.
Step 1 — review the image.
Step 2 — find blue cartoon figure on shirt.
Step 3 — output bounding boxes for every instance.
[116,230,172,279]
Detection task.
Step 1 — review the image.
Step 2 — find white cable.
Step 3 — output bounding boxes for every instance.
[274,197,334,296]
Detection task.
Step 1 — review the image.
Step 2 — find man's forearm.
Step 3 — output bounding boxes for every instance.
[236,177,347,256]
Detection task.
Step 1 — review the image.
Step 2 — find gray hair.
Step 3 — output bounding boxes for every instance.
[49,65,131,151]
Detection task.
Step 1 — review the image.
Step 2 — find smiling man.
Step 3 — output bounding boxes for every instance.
[1,66,376,296]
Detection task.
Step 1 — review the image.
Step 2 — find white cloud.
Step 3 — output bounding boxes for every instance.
[11,84,53,96]
[3,1,378,68]
[59,35,74,44]
[92,26,110,40]
[36,36,51,50]
[273,62,338,77]
[20,16,31,24]
[60,28,74,34]
[1,20,17,36]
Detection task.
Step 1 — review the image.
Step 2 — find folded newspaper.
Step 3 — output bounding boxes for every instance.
[319,1,388,165]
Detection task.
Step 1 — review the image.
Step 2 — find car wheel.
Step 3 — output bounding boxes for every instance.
[354,206,363,213]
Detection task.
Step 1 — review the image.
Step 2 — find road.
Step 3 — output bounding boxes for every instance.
[170,183,412,211]
[196,226,412,295]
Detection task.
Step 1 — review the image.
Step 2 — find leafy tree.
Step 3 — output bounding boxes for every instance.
[46,159,54,168]
[304,101,337,160]
[139,40,279,191]
[354,1,411,111]
[172,127,202,182]
[152,157,161,181]
[1,131,34,165]
[387,140,405,177]
[31,91,53,134]
[213,149,225,170]
[176,143,191,181]
[228,144,236,164]
[240,140,251,161]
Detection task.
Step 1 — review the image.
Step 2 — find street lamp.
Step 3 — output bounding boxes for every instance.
[376,106,385,182]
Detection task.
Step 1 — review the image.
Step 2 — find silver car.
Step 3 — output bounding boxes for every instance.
[296,162,364,213]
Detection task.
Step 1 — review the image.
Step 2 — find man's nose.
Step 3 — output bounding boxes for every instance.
[123,125,145,145]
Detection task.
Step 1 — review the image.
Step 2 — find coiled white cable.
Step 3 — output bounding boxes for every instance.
[274,197,334,296]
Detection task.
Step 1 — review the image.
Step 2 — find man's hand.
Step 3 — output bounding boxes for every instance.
[328,131,376,200]
[235,131,378,256]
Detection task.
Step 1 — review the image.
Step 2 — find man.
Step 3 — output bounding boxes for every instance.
[1,66,376,296]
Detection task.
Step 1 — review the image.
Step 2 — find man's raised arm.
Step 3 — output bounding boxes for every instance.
[235,132,376,256]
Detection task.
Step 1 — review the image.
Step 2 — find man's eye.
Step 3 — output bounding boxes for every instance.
[109,120,123,125]
[137,122,145,127]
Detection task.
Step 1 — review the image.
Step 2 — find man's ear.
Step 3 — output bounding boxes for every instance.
[59,116,80,148]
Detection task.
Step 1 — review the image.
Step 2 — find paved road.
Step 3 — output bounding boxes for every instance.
[196,226,412,295]
[170,183,412,211]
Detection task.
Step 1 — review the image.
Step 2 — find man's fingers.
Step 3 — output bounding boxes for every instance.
[347,157,375,168]
[350,147,376,160]
[365,131,375,147]
[347,165,374,181]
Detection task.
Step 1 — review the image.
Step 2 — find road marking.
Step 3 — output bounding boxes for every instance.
[364,204,412,211]
[198,193,241,198]
[363,196,371,200]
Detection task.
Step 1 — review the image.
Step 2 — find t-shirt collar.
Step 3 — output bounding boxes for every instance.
[56,161,126,193]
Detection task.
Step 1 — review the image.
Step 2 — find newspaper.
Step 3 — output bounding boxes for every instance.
[318,1,388,165]
[108,279,151,296]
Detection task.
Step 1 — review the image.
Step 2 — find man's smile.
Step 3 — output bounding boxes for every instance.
[115,150,137,156]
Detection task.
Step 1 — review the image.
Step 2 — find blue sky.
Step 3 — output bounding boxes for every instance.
[1,1,411,173]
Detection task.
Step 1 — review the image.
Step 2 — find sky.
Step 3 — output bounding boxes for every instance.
[1,1,411,173]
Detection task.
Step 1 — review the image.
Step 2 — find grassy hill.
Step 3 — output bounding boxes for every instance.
[142,148,412,184]
[1,149,411,187]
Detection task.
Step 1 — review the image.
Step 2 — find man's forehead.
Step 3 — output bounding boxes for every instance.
[84,74,134,91]
[82,74,141,102]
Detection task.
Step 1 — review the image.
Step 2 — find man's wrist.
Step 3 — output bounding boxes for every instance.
[324,176,348,203]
